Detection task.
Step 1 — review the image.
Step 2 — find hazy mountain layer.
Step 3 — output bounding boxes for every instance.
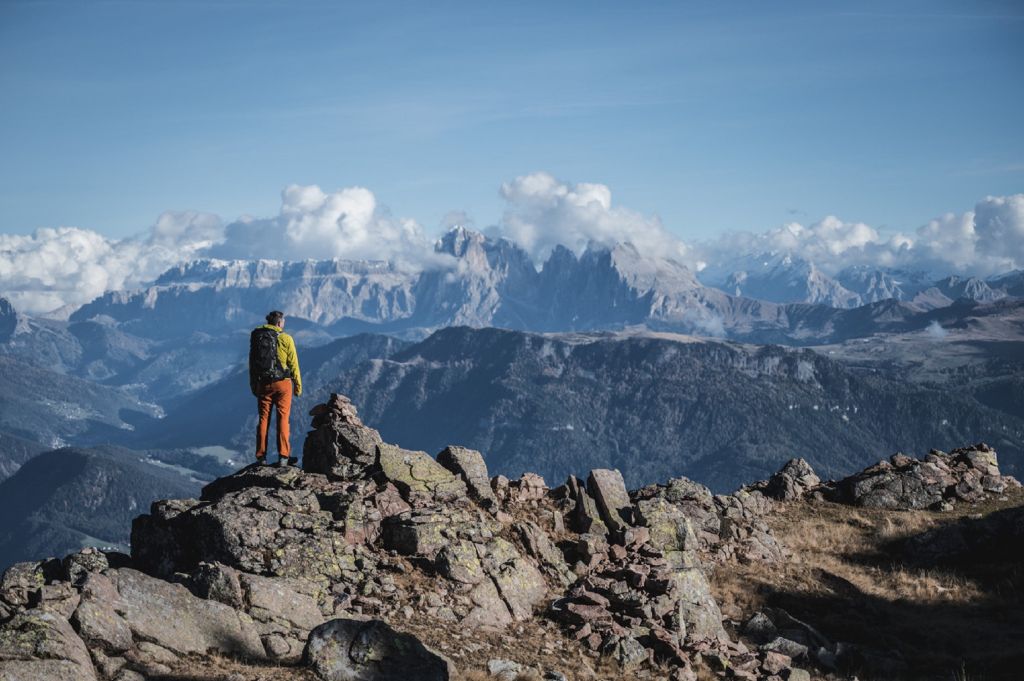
[136,324,1023,493]
[0,446,201,569]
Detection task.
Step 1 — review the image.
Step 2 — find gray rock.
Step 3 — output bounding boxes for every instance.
[741,611,778,644]
[435,541,486,585]
[567,476,608,535]
[304,618,453,680]
[509,473,548,502]
[437,446,498,510]
[835,444,1016,510]
[110,568,264,658]
[462,579,514,629]
[239,572,324,631]
[0,561,47,609]
[514,521,574,587]
[36,582,79,619]
[762,458,820,500]
[381,510,451,559]
[376,444,468,506]
[61,548,109,585]
[490,557,548,621]
[587,469,634,534]
[0,608,97,681]
[132,471,352,582]
[663,477,715,505]
[762,636,809,660]
[611,635,648,668]
[487,658,522,679]
[112,670,146,681]
[672,567,727,643]
[188,561,244,608]
[635,497,698,555]
[303,397,383,481]
[70,574,133,654]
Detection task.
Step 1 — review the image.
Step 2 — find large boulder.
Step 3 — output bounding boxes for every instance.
[759,458,821,501]
[304,618,454,680]
[0,609,97,681]
[70,574,133,654]
[587,469,634,534]
[375,444,468,506]
[834,444,1018,510]
[0,561,50,609]
[109,568,265,659]
[436,446,498,511]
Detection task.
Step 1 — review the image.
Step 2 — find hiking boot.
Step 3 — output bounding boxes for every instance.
[256,456,269,466]
[275,457,299,468]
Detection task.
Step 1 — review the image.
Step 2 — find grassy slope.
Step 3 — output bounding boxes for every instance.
[711,491,1024,681]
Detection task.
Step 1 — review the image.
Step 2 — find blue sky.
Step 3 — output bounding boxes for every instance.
[1,0,1022,242]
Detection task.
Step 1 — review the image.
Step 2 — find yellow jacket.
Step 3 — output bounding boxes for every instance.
[250,324,302,395]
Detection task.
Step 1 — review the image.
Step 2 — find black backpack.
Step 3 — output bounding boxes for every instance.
[249,327,290,385]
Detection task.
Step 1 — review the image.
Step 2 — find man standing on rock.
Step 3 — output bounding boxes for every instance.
[249,310,302,466]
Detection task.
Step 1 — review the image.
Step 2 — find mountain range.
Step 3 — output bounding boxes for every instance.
[67,227,1024,343]
[2,227,1023,567]
[701,251,1024,310]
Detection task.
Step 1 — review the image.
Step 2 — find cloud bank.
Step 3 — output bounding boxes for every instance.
[208,184,430,265]
[493,172,691,263]
[0,173,1021,316]
[699,194,1024,279]
[0,185,431,315]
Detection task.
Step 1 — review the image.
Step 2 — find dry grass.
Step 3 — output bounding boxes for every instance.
[710,489,1024,681]
[154,653,318,680]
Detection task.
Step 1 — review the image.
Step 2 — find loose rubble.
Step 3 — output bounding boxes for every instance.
[1,393,1019,681]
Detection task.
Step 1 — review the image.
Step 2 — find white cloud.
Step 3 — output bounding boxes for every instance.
[1,175,1021,318]
[0,220,218,316]
[974,194,1024,266]
[493,171,691,263]
[0,184,432,315]
[209,184,430,267]
[701,193,1024,279]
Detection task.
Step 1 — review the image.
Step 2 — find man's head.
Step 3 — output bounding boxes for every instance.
[266,310,285,328]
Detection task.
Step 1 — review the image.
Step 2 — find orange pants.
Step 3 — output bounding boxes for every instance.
[255,379,293,458]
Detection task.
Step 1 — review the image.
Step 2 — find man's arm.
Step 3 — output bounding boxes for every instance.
[283,333,302,396]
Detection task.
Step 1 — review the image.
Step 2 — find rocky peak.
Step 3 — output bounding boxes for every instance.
[435,225,485,259]
[718,254,861,308]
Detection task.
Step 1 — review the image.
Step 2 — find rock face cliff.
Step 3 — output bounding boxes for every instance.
[0,395,1020,681]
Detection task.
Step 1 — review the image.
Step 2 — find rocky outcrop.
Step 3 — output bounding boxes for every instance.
[631,477,787,564]
[6,392,1013,680]
[749,459,821,501]
[837,444,1020,510]
[748,444,1020,511]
